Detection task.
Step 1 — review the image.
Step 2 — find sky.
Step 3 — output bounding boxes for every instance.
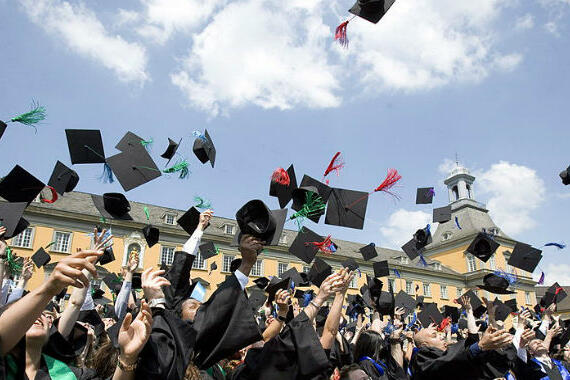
[1,0,569,283]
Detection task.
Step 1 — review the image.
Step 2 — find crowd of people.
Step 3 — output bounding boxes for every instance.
[0,208,568,380]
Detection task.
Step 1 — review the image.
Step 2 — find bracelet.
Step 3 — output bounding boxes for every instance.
[277,315,287,322]
[117,357,137,372]
[310,300,321,309]
[148,298,166,308]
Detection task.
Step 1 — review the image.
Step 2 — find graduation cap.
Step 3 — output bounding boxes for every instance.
[508,242,543,272]
[359,243,378,261]
[160,138,181,163]
[0,202,29,239]
[98,247,115,266]
[433,206,452,223]
[106,149,162,192]
[269,164,298,209]
[253,277,270,289]
[78,309,105,337]
[177,207,209,236]
[413,225,432,248]
[457,290,486,318]
[325,187,369,230]
[280,267,304,286]
[367,275,383,298]
[114,131,149,153]
[102,273,122,294]
[266,277,291,302]
[416,187,435,204]
[142,224,160,248]
[465,232,499,263]
[65,129,106,164]
[198,241,218,260]
[542,282,567,307]
[132,273,142,289]
[416,295,424,307]
[248,289,267,311]
[290,186,326,224]
[418,303,443,327]
[288,227,322,264]
[341,258,359,272]
[92,193,132,221]
[235,200,285,245]
[308,257,332,287]
[493,299,512,322]
[560,166,570,185]
[92,289,112,306]
[443,305,460,323]
[48,161,79,195]
[477,273,515,294]
[394,290,416,317]
[376,290,395,317]
[31,248,51,268]
[401,239,421,260]
[505,298,517,313]
[299,175,333,204]
[348,0,396,24]
[298,271,311,287]
[0,165,45,204]
[192,129,216,168]
[209,262,217,272]
[373,260,389,278]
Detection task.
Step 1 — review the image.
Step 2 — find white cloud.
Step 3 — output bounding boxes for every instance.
[534,263,570,285]
[492,53,523,72]
[344,0,522,92]
[544,21,559,36]
[514,13,534,30]
[438,158,458,175]
[135,0,227,44]
[379,209,433,249]
[171,0,341,116]
[476,161,546,236]
[19,0,148,84]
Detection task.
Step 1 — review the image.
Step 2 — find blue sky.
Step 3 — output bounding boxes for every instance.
[1,0,569,283]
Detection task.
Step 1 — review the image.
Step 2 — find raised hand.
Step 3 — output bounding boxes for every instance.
[21,258,34,281]
[395,306,405,320]
[141,268,170,301]
[275,289,291,315]
[127,251,139,273]
[317,272,342,299]
[199,210,213,231]
[335,268,354,294]
[0,226,6,256]
[461,295,472,312]
[91,227,113,253]
[479,327,513,351]
[118,300,153,366]
[520,328,535,348]
[239,234,264,259]
[45,250,101,296]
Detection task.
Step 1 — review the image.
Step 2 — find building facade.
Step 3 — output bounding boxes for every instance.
[6,164,537,312]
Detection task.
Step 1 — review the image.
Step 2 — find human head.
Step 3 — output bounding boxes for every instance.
[25,311,53,347]
[527,339,548,357]
[414,326,448,351]
[339,364,371,380]
[181,298,202,321]
[353,330,385,362]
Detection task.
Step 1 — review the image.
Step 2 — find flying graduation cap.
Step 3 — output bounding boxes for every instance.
[47,161,79,196]
[269,165,298,209]
[0,165,46,204]
[325,187,369,230]
[198,241,219,260]
[31,247,51,268]
[192,129,216,168]
[416,187,435,204]
[161,138,182,165]
[308,257,332,287]
[177,207,209,236]
[0,202,30,239]
[141,207,159,247]
[92,193,132,221]
[433,206,452,223]
[335,0,397,47]
[234,200,287,247]
[0,101,46,140]
[560,166,570,185]
[359,243,378,260]
[508,242,543,273]
[65,129,115,183]
[465,232,499,263]
[288,227,323,264]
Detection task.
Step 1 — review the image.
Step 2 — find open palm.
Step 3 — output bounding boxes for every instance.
[118,301,152,361]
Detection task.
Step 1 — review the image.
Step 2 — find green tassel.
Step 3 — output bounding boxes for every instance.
[10,101,46,127]
[144,206,150,221]
[44,241,56,250]
[4,247,22,274]
[290,192,326,230]
[163,160,190,179]
[194,196,211,209]
[141,138,153,151]
[215,247,221,255]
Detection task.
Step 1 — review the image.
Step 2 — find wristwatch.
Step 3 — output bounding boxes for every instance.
[277,315,287,323]
[117,357,137,372]
[148,298,166,308]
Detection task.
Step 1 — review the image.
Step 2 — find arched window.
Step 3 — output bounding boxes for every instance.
[466,184,472,199]
[452,185,459,201]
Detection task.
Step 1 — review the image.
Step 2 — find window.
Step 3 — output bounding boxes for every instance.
[388,279,395,291]
[164,213,176,225]
[423,284,431,297]
[223,255,235,273]
[11,228,34,248]
[251,260,263,277]
[466,184,472,199]
[466,254,477,272]
[192,251,206,270]
[433,263,442,271]
[488,254,496,270]
[457,287,463,298]
[452,186,459,201]
[278,262,288,277]
[349,276,358,289]
[400,257,409,265]
[525,292,532,305]
[441,285,448,299]
[406,281,414,295]
[160,246,175,266]
[224,225,235,235]
[279,235,287,245]
[52,231,72,253]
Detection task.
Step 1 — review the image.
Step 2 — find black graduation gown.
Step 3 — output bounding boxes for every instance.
[232,311,331,380]
[329,334,354,370]
[513,356,567,380]
[410,341,486,380]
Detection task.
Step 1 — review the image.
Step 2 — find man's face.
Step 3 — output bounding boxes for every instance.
[181,299,202,321]
[415,328,448,351]
[348,369,371,380]
[528,339,548,356]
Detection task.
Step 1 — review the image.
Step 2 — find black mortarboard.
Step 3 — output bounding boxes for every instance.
[560,166,570,185]
[269,164,298,209]
[508,242,543,272]
[493,300,512,322]
[348,0,396,24]
[505,299,517,312]
[0,165,45,204]
[93,289,112,306]
[192,129,216,168]
[542,282,567,307]
[65,129,106,164]
[414,225,432,249]
[102,273,122,294]
[367,275,383,298]
[177,207,209,236]
[142,225,159,248]
[299,175,333,203]
[308,257,332,287]
[114,131,147,153]
[376,291,395,317]
[341,258,359,272]
[443,305,460,323]
[465,232,499,263]
[280,267,304,286]
[48,161,79,195]
[106,149,162,192]
[477,273,515,294]
[266,277,291,302]
[236,200,286,245]
[294,289,307,300]
[0,202,29,239]
[209,262,217,272]
[78,309,105,337]
[0,121,6,140]
[458,290,486,318]
[359,243,378,261]
[31,248,51,268]
[416,187,435,204]
[92,193,132,221]
[160,138,181,162]
[418,303,443,326]
[230,258,242,273]
[98,247,115,266]
[325,187,369,230]
[290,186,325,224]
[415,295,424,307]
[433,206,452,223]
[248,289,267,311]
[373,260,389,278]
[253,277,270,289]
[288,227,322,264]
[198,241,218,260]
[394,290,416,317]
[132,273,142,289]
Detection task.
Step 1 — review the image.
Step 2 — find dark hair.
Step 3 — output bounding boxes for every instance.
[339,364,364,380]
[353,330,385,362]
[89,335,119,378]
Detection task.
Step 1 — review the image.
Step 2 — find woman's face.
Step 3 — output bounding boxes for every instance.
[26,312,52,343]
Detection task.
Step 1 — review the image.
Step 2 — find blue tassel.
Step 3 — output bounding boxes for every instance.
[451,323,459,334]
[544,242,566,250]
[425,224,431,235]
[302,292,314,307]
[192,130,206,141]
[418,254,427,267]
[393,269,401,278]
[101,162,114,183]
[383,321,395,335]
[538,272,545,285]
[406,313,417,331]
[494,270,518,285]
[455,216,462,230]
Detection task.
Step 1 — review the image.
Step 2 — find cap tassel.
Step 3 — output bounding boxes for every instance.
[163,160,190,179]
[141,138,153,151]
[271,168,290,186]
[393,269,401,278]
[494,270,518,285]
[192,130,206,141]
[455,216,462,230]
[437,317,451,332]
[323,152,345,183]
[101,162,115,184]
[405,312,417,331]
[40,186,58,204]
[418,254,427,267]
[144,206,150,222]
[538,272,545,285]
[9,100,46,130]
[335,21,350,48]
[290,192,326,230]
[5,247,22,274]
[543,242,566,250]
[305,235,336,255]
[346,169,402,210]
[194,196,212,209]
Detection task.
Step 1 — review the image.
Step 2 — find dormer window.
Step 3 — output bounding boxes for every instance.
[224,224,235,235]
[400,257,409,265]
[442,231,453,241]
[164,213,177,225]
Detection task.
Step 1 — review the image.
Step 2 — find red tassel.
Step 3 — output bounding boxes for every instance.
[323,152,344,178]
[345,168,402,210]
[335,21,349,48]
[40,186,58,204]
[271,168,290,186]
[437,317,451,332]
[305,235,336,255]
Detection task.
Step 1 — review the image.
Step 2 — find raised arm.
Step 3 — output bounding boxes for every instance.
[320,268,353,350]
[116,253,138,319]
[462,295,478,335]
[303,272,341,322]
[262,289,291,342]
